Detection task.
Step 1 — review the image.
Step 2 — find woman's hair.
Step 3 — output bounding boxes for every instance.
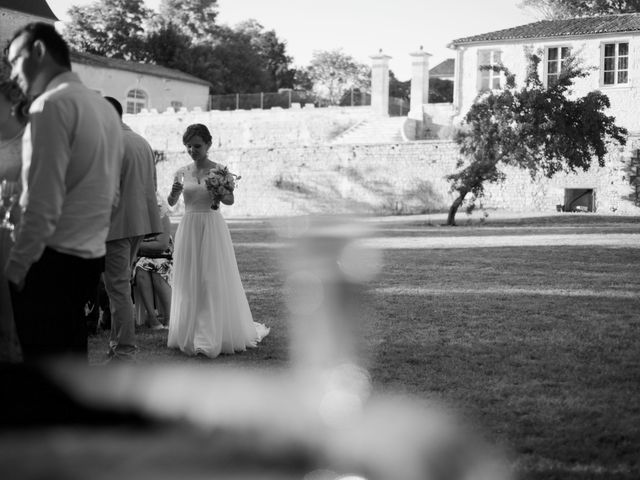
[0,80,25,106]
[0,79,28,125]
[183,123,212,145]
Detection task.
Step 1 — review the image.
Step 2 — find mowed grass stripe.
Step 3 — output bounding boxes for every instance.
[360,233,640,248]
[373,286,637,298]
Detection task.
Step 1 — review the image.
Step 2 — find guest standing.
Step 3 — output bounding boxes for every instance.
[103,96,162,361]
[0,80,27,363]
[4,23,123,362]
[167,124,269,357]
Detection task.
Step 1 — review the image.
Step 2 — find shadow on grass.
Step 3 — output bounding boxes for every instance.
[425,213,640,228]
[108,214,640,480]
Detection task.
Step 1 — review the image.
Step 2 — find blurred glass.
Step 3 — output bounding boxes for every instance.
[0,179,19,236]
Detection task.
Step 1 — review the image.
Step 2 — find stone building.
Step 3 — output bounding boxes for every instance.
[0,0,57,49]
[448,13,640,133]
[429,59,455,81]
[71,51,211,113]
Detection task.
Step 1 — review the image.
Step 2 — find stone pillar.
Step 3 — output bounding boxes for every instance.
[370,50,391,116]
[408,46,431,121]
[452,46,465,115]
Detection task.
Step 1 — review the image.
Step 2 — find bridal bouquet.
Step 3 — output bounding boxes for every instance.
[204,165,240,210]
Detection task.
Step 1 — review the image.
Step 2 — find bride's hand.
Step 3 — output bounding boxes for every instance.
[168,181,184,206]
[219,190,235,206]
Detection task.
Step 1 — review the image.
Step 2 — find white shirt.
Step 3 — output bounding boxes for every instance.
[5,71,123,284]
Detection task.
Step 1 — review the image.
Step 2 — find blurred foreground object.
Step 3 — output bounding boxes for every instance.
[0,216,509,480]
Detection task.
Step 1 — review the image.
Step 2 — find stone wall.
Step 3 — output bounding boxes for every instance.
[480,144,635,213]
[422,103,457,139]
[156,141,460,218]
[124,106,375,151]
[154,138,640,218]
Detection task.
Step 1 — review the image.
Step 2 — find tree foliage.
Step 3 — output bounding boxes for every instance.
[519,0,640,19]
[389,70,410,101]
[64,0,295,95]
[158,0,219,44]
[429,78,454,103]
[144,4,294,93]
[206,25,273,93]
[142,21,276,94]
[304,49,370,106]
[64,0,151,60]
[292,68,314,91]
[142,19,192,71]
[64,0,377,99]
[233,20,294,90]
[446,54,627,225]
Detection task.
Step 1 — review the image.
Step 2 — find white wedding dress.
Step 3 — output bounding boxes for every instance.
[168,164,269,357]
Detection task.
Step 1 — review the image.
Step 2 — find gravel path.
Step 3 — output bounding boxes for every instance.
[359,233,640,249]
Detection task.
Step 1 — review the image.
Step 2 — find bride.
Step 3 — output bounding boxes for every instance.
[166,123,269,357]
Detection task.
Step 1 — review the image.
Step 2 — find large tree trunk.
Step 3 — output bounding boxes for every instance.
[446,190,468,226]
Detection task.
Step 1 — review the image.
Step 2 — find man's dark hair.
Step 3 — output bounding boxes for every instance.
[9,22,71,70]
[104,96,123,118]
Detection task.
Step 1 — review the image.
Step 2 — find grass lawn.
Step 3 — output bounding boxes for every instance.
[89,212,640,480]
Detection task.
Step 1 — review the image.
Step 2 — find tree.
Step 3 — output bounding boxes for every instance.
[234,20,294,90]
[292,68,314,90]
[143,14,293,93]
[64,0,151,60]
[63,0,294,94]
[387,74,454,104]
[519,0,640,19]
[428,78,454,103]
[446,54,627,226]
[158,0,219,44]
[180,44,225,93]
[389,70,410,101]
[142,19,192,72]
[205,25,273,94]
[144,33,255,95]
[305,49,370,106]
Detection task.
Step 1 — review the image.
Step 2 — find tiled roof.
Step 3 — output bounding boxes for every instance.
[450,13,640,46]
[429,58,454,77]
[71,51,212,87]
[0,0,58,21]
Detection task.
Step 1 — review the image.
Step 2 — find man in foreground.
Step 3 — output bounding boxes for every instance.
[4,22,123,361]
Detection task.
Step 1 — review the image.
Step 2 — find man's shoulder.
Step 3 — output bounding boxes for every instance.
[123,127,154,156]
[39,76,88,100]
[123,126,150,145]
[34,81,105,115]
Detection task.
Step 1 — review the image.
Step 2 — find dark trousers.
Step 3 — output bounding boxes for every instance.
[85,273,110,334]
[9,247,104,363]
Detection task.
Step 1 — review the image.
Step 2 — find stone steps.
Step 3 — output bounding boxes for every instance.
[331,117,406,144]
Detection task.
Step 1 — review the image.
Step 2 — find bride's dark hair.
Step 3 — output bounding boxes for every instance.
[183,123,212,145]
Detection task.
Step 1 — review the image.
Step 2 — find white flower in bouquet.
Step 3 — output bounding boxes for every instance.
[204,165,240,210]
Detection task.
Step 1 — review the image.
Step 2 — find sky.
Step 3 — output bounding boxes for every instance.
[46,0,538,81]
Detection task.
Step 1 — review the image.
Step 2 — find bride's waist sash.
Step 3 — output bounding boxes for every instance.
[184,207,217,214]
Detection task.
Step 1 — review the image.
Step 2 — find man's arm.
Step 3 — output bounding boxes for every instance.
[5,101,70,285]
